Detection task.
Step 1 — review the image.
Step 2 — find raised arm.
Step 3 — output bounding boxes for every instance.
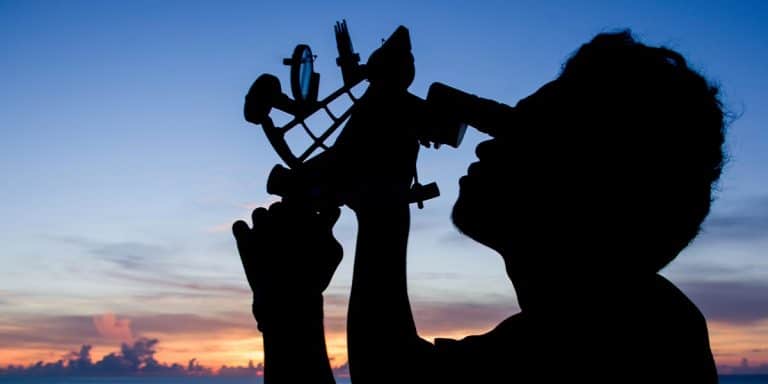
[233,201,341,383]
[347,200,435,382]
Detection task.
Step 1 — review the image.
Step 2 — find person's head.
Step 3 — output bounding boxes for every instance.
[452,31,726,283]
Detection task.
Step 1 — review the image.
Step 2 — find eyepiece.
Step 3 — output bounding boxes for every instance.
[427,82,516,137]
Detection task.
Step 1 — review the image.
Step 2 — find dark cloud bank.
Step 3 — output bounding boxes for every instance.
[0,338,349,378]
[2,336,765,377]
[679,279,768,324]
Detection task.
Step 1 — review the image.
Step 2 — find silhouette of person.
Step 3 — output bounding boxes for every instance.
[235,30,725,383]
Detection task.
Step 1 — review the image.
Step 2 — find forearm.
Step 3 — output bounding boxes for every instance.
[260,295,335,384]
[347,203,423,379]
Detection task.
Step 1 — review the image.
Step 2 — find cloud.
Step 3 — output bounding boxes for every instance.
[48,235,177,271]
[0,315,103,347]
[92,313,133,342]
[40,235,252,307]
[218,360,264,377]
[323,290,518,336]
[90,242,173,270]
[678,279,768,324]
[717,357,768,375]
[412,298,519,334]
[0,312,254,353]
[0,338,352,378]
[106,270,250,296]
[44,234,251,298]
[5,335,766,378]
[431,194,768,248]
[48,236,248,298]
[0,338,192,377]
[698,195,768,243]
[664,262,753,281]
[130,313,252,335]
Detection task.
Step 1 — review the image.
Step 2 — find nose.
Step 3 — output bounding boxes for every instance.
[475,139,500,160]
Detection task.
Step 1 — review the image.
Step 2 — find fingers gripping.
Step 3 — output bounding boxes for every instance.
[232,201,343,298]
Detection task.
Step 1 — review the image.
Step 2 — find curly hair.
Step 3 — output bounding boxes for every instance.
[558,31,726,271]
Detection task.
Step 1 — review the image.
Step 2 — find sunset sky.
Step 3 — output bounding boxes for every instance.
[1,0,767,375]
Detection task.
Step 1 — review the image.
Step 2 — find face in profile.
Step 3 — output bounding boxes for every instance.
[454,31,726,281]
[452,137,511,251]
[451,80,569,255]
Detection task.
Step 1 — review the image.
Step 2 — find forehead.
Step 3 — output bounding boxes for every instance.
[488,79,569,141]
[514,79,566,111]
[493,79,603,158]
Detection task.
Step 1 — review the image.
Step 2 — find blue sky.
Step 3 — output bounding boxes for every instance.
[1,0,767,372]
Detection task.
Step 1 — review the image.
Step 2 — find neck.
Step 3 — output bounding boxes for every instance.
[507,260,653,318]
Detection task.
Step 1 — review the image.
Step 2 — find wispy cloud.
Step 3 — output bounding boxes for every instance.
[0,315,103,348]
[44,234,250,300]
[412,298,519,334]
[319,292,518,336]
[47,235,179,272]
[105,270,250,296]
[699,194,768,243]
[91,242,174,270]
[0,312,253,352]
[130,313,253,336]
[679,279,768,324]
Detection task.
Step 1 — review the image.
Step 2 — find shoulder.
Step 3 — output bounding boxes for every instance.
[430,313,537,382]
[644,274,718,380]
[651,274,709,331]
[434,312,529,350]
[432,313,536,367]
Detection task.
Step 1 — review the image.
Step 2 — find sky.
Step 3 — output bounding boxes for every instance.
[1,0,767,376]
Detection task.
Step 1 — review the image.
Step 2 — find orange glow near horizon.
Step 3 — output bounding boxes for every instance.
[2,319,767,372]
[708,319,768,367]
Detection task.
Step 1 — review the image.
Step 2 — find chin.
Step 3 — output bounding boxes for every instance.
[452,192,489,247]
[451,192,470,230]
[453,183,513,252]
